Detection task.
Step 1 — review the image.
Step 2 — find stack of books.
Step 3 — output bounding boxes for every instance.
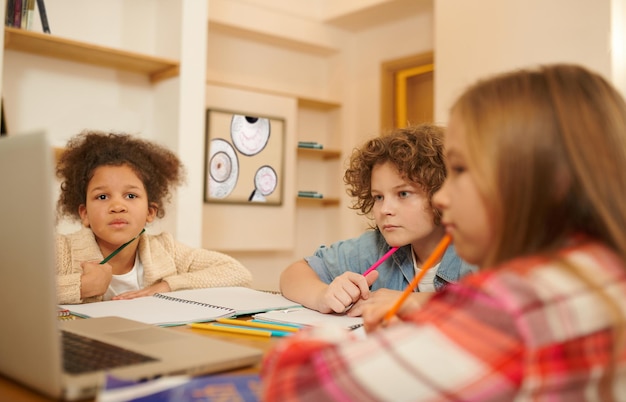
[297,141,323,149]
[5,0,50,33]
[297,191,323,199]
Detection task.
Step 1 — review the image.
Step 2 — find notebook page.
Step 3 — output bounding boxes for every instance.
[253,307,363,330]
[157,287,301,315]
[60,296,234,326]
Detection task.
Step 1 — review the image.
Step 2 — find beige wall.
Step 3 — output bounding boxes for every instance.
[203,3,433,290]
[5,0,624,291]
[434,0,613,124]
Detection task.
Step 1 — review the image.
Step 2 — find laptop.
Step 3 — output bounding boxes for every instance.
[0,132,263,400]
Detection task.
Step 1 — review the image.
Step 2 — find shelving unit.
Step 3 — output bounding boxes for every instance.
[296,196,340,207]
[3,27,179,83]
[296,147,341,160]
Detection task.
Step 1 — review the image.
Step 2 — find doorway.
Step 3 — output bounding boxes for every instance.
[380,51,433,131]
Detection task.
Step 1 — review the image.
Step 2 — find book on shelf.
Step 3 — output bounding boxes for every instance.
[297,191,323,198]
[5,0,14,27]
[98,373,261,402]
[4,0,51,33]
[36,0,50,33]
[20,0,35,30]
[12,0,22,28]
[297,141,323,149]
[59,287,301,327]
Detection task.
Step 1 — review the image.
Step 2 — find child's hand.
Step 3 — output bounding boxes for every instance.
[360,292,433,333]
[80,261,112,299]
[112,281,171,300]
[317,271,379,313]
[347,287,403,317]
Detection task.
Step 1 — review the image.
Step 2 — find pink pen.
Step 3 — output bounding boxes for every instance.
[362,247,399,276]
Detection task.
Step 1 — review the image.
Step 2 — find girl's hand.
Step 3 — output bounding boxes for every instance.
[112,281,171,300]
[80,261,112,299]
[360,291,434,333]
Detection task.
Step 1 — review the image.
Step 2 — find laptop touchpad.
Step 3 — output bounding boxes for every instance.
[108,328,182,344]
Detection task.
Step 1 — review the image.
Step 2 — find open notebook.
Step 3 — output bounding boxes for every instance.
[0,132,263,401]
[61,287,301,326]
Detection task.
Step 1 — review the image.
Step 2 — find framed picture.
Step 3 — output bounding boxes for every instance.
[204,109,285,205]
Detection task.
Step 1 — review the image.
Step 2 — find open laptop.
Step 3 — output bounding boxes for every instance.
[0,132,263,400]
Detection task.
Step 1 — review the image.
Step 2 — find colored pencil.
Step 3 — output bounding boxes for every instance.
[100,228,145,264]
[362,247,399,276]
[190,323,272,337]
[382,235,452,324]
[216,318,299,332]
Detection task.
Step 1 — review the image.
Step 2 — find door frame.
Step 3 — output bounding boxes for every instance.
[380,51,434,130]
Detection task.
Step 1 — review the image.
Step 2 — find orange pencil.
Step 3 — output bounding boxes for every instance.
[382,234,452,324]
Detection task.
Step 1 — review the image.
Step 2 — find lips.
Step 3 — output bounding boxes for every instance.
[109,220,128,228]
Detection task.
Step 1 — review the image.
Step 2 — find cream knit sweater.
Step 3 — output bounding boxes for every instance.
[56,227,252,304]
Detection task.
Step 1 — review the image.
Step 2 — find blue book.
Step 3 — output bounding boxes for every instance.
[100,373,261,401]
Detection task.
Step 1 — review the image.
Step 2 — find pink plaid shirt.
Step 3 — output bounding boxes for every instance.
[262,239,626,401]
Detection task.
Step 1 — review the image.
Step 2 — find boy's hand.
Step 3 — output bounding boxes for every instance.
[80,261,112,299]
[317,271,379,313]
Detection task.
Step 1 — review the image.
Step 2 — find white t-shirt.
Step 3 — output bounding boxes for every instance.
[411,246,439,292]
[103,254,145,300]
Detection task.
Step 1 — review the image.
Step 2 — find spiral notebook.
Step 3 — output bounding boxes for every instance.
[60,287,301,326]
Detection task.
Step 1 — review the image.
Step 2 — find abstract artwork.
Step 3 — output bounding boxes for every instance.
[204,109,284,205]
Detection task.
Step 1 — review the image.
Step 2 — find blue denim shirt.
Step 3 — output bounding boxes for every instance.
[305,230,476,291]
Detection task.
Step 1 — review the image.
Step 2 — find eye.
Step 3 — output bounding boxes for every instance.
[372,194,383,202]
[126,193,138,200]
[399,191,410,198]
[450,165,466,175]
[96,194,107,200]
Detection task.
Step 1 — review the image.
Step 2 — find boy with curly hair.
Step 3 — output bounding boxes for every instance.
[280,124,475,316]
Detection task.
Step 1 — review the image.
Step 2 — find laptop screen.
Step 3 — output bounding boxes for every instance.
[0,132,65,398]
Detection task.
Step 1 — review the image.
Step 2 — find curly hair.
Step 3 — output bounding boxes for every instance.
[56,130,185,220]
[343,124,446,224]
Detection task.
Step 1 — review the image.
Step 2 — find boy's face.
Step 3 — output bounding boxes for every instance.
[371,161,440,251]
[433,112,492,267]
[78,165,155,251]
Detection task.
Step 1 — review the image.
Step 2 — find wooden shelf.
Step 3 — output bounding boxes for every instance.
[4,27,179,83]
[206,79,340,110]
[296,196,340,207]
[297,147,341,160]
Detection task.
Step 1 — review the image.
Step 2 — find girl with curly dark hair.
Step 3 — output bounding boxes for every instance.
[55,130,251,304]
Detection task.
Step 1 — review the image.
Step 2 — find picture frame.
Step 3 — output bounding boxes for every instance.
[204,109,285,205]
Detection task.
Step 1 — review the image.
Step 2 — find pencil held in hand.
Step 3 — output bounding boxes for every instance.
[383,234,452,324]
[363,247,399,276]
[100,228,145,264]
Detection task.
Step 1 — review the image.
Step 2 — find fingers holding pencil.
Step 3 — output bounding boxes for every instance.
[362,234,452,333]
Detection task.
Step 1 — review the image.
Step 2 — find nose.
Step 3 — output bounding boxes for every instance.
[380,197,396,215]
[433,180,449,211]
[109,197,127,213]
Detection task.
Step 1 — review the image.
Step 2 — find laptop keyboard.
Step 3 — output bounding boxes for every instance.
[62,331,157,374]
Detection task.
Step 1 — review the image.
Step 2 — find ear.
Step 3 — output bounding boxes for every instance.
[78,204,90,228]
[146,202,158,223]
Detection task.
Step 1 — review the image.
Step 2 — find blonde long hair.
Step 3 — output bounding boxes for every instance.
[452,64,626,268]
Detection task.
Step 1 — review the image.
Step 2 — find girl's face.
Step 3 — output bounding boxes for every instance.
[79,165,155,252]
[371,161,442,250]
[433,112,493,267]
